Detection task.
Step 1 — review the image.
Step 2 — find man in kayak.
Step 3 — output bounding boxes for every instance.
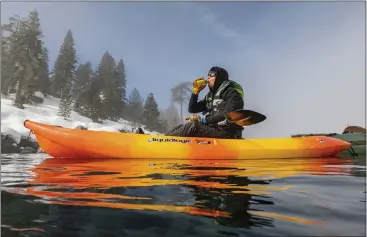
[165,66,245,139]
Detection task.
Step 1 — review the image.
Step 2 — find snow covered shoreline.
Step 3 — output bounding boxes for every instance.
[1,93,158,154]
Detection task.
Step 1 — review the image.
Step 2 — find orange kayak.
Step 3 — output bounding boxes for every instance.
[24,120,351,159]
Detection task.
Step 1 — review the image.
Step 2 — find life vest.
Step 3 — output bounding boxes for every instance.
[204,80,244,116]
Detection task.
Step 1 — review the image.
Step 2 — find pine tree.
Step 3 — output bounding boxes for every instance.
[1,16,21,96]
[74,89,89,117]
[37,46,50,97]
[22,11,44,103]
[80,77,103,123]
[160,103,180,131]
[73,62,93,101]
[95,51,116,120]
[54,30,77,119]
[113,59,127,118]
[142,93,160,130]
[171,81,192,123]
[73,62,94,116]
[51,30,77,99]
[1,11,46,108]
[126,88,143,122]
[0,21,16,95]
[89,80,103,123]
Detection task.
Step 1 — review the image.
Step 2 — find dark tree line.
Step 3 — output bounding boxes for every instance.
[1,10,173,133]
[1,12,49,108]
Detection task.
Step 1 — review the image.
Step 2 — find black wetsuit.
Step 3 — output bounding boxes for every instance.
[166,66,244,139]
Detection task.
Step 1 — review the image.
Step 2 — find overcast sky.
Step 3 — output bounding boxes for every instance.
[2,1,365,138]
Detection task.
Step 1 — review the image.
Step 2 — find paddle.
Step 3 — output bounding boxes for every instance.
[220,109,266,126]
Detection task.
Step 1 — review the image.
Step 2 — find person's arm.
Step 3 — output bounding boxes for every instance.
[188,93,207,113]
[205,89,244,125]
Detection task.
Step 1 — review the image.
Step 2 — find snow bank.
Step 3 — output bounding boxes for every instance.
[1,93,159,143]
[33,91,44,100]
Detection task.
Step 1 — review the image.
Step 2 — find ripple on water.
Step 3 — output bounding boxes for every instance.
[1,154,365,236]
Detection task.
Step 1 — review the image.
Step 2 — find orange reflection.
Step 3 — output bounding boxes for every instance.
[13,157,353,225]
[248,211,325,225]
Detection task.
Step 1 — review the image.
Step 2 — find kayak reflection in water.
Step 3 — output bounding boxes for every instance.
[137,66,245,139]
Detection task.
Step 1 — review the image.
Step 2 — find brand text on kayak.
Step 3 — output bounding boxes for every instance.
[148,137,192,144]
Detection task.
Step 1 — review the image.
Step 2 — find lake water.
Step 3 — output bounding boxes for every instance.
[1,154,366,237]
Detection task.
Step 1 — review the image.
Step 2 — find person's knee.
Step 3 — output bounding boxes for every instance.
[172,124,183,130]
[166,124,182,136]
[186,121,198,129]
[178,122,198,137]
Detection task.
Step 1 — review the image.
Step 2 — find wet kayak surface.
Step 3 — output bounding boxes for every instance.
[1,154,365,237]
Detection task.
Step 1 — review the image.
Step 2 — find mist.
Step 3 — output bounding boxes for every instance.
[2,1,365,138]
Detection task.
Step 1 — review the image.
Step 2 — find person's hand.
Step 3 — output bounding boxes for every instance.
[217,115,232,126]
[185,114,206,124]
[192,77,207,94]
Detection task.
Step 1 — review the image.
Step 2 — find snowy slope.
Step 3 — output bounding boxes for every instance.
[1,93,159,144]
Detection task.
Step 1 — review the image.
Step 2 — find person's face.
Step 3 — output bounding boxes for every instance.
[207,71,216,88]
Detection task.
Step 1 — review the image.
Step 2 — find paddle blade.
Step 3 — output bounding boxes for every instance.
[226,110,266,126]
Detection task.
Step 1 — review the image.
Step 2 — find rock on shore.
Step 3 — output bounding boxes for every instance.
[1,133,39,154]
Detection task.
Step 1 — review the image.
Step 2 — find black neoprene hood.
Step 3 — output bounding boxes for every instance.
[209,66,229,93]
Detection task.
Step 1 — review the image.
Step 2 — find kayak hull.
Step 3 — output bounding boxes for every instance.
[24,120,351,159]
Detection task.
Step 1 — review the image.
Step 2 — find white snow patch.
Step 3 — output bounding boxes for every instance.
[1,93,160,143]
[33,91,45,99]
[0,125,23,144]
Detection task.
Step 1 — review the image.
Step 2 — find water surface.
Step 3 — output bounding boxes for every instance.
[1,154,365,236]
